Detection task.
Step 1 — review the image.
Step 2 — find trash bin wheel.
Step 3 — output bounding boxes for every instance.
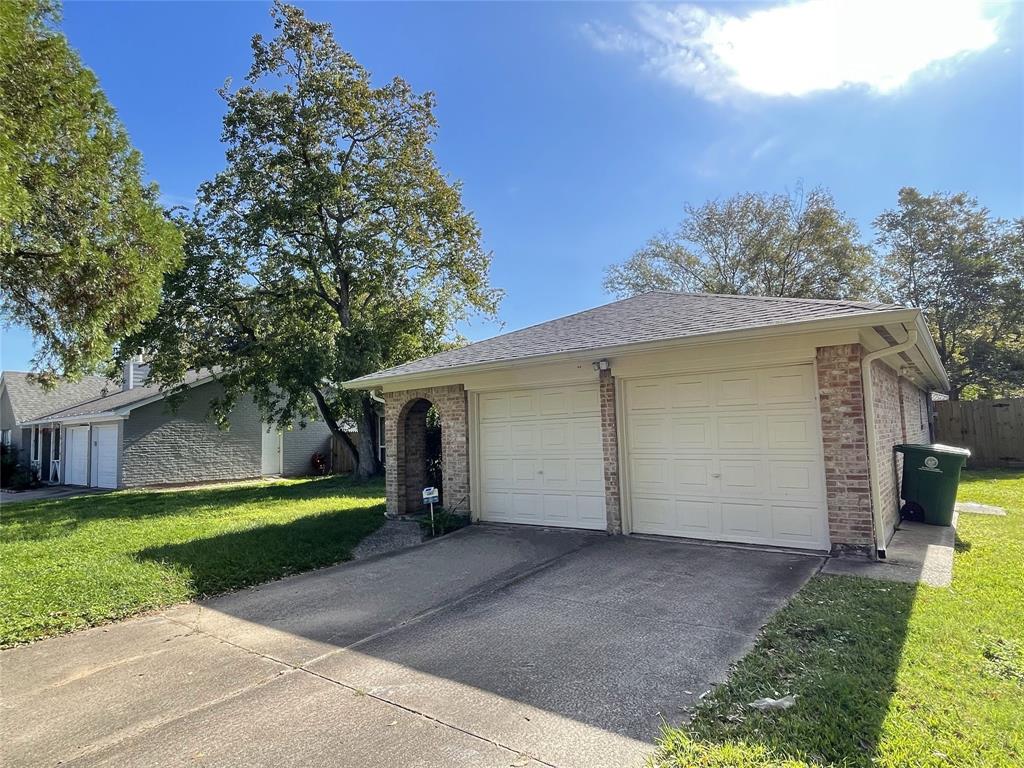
[900,500,925,521]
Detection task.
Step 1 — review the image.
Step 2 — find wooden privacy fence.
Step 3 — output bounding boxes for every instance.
[934,398,1024,468]
[331,435,355,474]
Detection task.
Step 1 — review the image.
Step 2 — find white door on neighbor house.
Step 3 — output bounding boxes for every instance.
[91,424,118,489]
[66,426,89,486]
[477,384,606,530]
[261,425,282,475]
[624,363,829,550]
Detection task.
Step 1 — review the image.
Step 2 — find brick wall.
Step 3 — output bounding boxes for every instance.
[870,360,903,538]
[598,369,622,534]
[121,382,262,487]
[383,384,469,517]
[901,378,930,443]
[872,363,931,542]
[816,344,875,553]
[281,420,333,476]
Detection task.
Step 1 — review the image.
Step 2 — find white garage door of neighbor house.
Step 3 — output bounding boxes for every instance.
[478,385,606,530]
[66,426,89,486]
[625,364,829,550]
[91,424,118,489]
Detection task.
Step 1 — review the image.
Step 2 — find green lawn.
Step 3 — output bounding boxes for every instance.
[653,469,1024,768]
[0,476,385,646]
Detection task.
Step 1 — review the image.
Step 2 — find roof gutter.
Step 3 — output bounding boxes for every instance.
[862,326,918,559]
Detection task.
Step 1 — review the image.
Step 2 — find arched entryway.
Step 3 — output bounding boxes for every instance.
[399,398,443,514]
[384,385,470,519]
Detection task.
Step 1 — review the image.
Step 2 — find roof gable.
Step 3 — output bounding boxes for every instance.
[33,369,215,421]
[0,372,112,424]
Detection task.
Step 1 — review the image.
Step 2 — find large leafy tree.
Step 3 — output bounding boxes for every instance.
[130,2,499,477]
[604,186,875,300]
[0,0,182,382]
[875,188,1023,400]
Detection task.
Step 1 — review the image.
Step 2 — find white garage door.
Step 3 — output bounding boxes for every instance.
[625,364,829,550]
[66,426,89,486]
[478,385,606,530]
[91,424,118,489]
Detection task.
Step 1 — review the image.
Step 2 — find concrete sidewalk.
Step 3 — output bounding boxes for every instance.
[822,517,958,587]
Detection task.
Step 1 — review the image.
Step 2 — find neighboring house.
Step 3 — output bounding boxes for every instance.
[0,363,337,489]
[345,292,947,559]
[1,372,109,456]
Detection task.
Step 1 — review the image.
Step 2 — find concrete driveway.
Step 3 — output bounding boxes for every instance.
[1,526,822,768]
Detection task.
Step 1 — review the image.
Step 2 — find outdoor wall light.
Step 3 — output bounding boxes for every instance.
[592,358,610,372]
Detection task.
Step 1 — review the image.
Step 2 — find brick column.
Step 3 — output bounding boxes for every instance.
[816,344,875,554]
[598,368,622,535]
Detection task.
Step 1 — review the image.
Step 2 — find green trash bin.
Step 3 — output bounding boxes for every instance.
[894,444,971,526]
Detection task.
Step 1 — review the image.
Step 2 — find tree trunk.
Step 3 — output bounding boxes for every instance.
[356,396,379,479]
[310,385,360,473]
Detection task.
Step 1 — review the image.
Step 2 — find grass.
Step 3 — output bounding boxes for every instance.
[0,476,384,646]
[653,469,1024,768]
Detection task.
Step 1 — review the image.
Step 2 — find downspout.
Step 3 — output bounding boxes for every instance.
[861,328,918,559]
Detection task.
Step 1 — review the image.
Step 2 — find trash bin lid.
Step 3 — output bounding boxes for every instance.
[895,443,971,457]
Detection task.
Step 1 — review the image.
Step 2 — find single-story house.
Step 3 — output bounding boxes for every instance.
[344,292,948,559]
[0,362,336,489]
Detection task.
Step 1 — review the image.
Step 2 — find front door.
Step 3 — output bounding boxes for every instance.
[261,425,281,475]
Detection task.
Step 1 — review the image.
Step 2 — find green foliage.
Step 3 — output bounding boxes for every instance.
[127,2,499,476]
[0,476,384,645]
[0,0,182,382]
[653,469,1024,768]
[604,186,875,300]
[876,189,1024,399]
[419,508,470,539]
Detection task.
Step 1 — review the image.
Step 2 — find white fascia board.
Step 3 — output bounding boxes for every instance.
[343,308,921,391]
[912,313,951,391]
[23,414,126,426]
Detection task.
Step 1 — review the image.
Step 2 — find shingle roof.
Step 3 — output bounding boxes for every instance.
[346,292,908,386]
[36,369,214,420]
[1,372,112,424]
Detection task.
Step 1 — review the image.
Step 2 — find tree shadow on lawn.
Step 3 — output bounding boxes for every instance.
[136,503,384,597]
[1,475,384,542]
[657,574,917,767]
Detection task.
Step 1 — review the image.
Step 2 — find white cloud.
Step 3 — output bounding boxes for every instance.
[586,0,1003,99]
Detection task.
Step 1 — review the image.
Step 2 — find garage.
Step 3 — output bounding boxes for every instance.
[65,426,89,486]
[353,292,950,558]
[477,384,606,529]
[623,363,830,550]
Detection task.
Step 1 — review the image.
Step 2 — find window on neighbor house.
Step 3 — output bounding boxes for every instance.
[1,430,10,446]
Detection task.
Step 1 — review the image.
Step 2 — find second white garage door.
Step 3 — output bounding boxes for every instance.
[624,364,829,550]
[478,385,606,530]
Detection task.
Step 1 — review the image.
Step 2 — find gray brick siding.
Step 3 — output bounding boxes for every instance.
[281,421,333,476]
[121,382,262,487]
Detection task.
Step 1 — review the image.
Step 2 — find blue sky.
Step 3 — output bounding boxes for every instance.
[3,0,1022,372]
